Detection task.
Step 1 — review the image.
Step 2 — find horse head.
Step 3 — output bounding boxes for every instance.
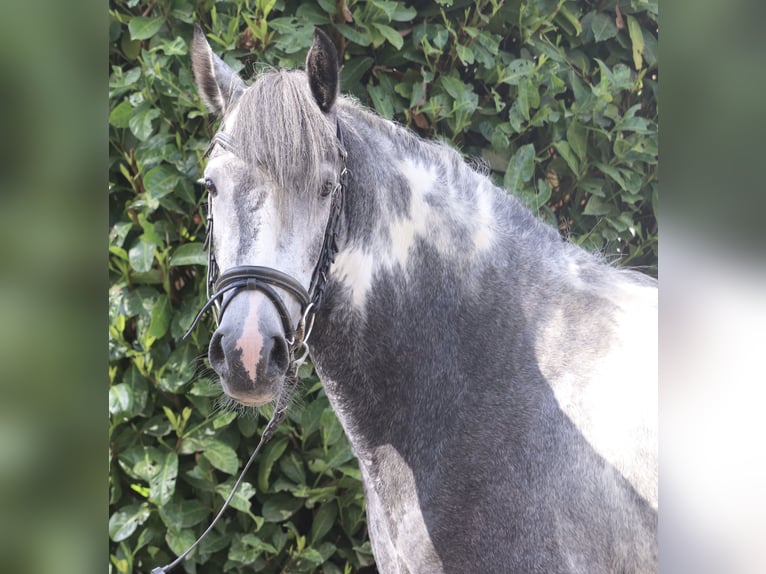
[190,27,345,406]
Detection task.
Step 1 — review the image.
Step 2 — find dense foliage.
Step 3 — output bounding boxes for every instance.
[109,0,657,572]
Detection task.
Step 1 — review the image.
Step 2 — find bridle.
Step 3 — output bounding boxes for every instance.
[152,124,347,574]
[182,125,347,365]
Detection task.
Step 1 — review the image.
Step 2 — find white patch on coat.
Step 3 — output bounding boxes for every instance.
[311,370,442,572]
[332,158,498,310]
[471,182,497,252]
[389,159,436,269]
[359,445,444,574]
[538,276,658,509]
[332,247,376,309]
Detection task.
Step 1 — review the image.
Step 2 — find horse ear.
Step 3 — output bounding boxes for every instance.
[306,28,340,113]
[191,25,246,114]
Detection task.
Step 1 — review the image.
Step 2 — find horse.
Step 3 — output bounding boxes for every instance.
[189,26,657,573]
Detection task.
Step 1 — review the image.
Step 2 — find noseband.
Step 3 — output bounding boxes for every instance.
[183,125,347,363]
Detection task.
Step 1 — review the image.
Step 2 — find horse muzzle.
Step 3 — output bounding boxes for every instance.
[208,292,291,405]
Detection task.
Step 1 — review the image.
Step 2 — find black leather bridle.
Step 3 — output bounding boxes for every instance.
[152,125,347,574]
[182,125,347,363]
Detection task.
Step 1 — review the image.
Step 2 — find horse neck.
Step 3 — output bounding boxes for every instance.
[309,106,576,450]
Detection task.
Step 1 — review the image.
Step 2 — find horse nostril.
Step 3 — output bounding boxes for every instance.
[208,331,226,373]
[266,336,289,378]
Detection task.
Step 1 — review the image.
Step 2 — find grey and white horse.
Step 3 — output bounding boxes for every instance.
[190,27,657,574]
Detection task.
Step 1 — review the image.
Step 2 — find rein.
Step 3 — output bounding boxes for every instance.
[152,125,347,574]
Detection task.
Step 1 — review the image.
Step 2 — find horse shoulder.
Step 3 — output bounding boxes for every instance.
[539,263,658,508]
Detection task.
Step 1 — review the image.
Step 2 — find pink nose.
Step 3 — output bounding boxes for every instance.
[207,296,290,404]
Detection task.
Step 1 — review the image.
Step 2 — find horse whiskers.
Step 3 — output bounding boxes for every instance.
[214,394,253,417]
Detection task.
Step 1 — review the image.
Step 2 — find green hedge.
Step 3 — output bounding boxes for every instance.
[109,1,657,572]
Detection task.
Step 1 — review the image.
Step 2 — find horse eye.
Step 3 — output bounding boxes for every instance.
[321,181,334,197]
[204,178,217,196]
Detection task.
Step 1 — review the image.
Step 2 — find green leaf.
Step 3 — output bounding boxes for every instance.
[455,43,474,65]
[298,547,326,565]
[236,413,261,437]
[391,5,417,21]
[532,178,552,209]
[326,440,354,469]
[409,80,426,109]
[215,480,257,514]
[229,533,277,564]
[320,408,344,448]
[153,36,187,56]
[110,221,133,248]
[507,100,526,133]
[516,79,530,121]
[166,527,197,557]
[147,294,171,339]
[626,15,645,70]
[279,452,307,485]
[590,12,618,42]
[341,57,374,91]
[212,410,237,429]
[242,533,277,553]
[128,106,160,142]
[503,144,536,196]
[553,141,580,176]
[131,448,178,506]
[201,439,239,474]
[368,83,394,119]
[137,213,162,245]
[109,66,141,91]
[257,437,289,491]
[578,178,607,197]
[128,17,164,41]
[261,494,304,522]
[440,76,468,102]
[128,237,156,273]
[556,4,583,37]
[566,121,588,161]
[369,0,397,19]
[316,0,338,15]
[158,499,210,528]
[594,161,628,190]
[109,100,133,128]
[158,343,199,392]
[170,242,207,267]
[143,165,181,200]
[500,59,534,86]
[372,23,403,50]
[583,195,616,216]
[109,383,133,417]
[336,23,371,46]
[109,503,151,542]
[431,27,449,49]
[300,397,326,438]
[615,116,652,134]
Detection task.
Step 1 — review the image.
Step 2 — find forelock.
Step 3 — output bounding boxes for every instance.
[227,70,338,213]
